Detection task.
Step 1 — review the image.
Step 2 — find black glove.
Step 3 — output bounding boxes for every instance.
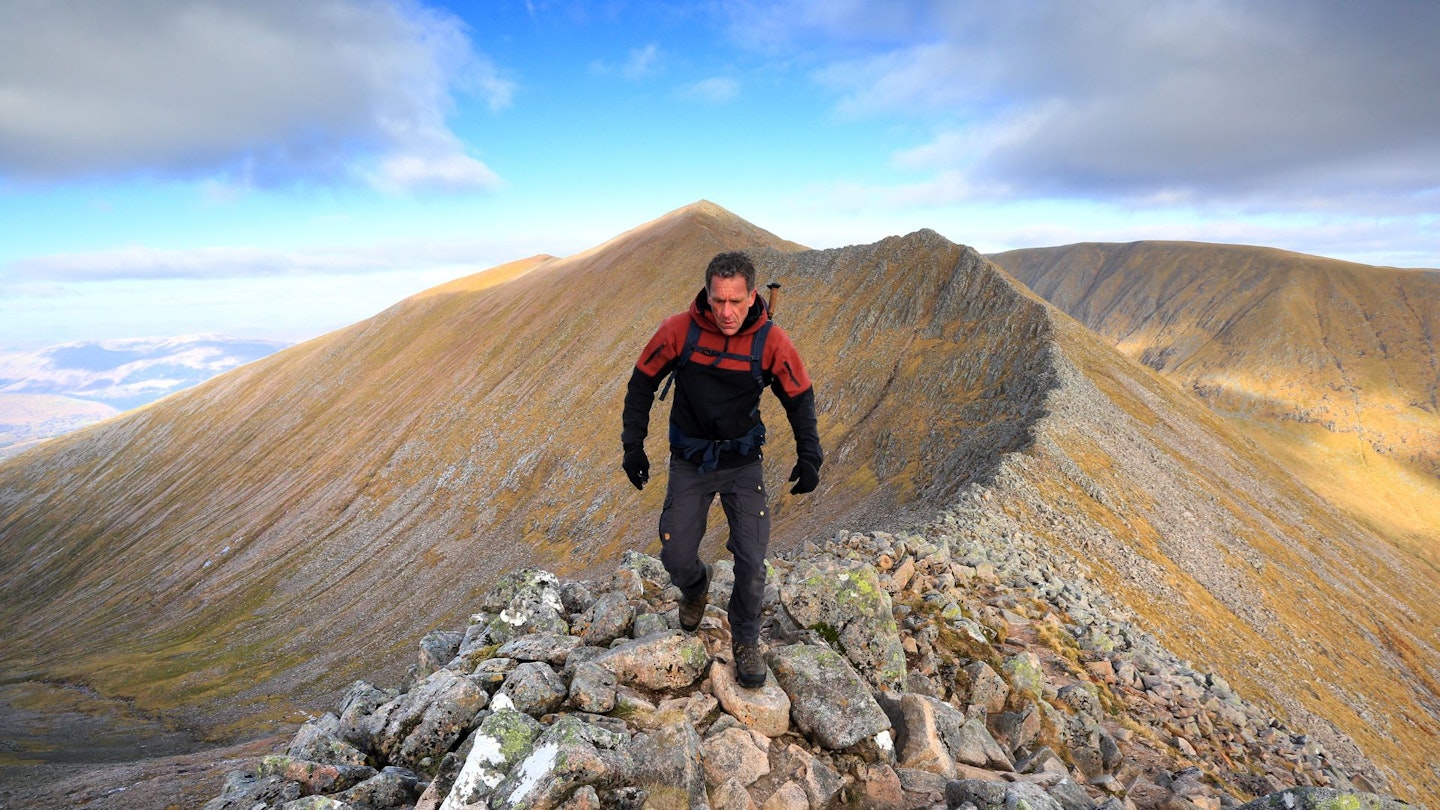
[788,459,819,494]
[623,446,650,490]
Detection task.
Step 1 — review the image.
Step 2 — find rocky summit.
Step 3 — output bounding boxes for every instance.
[200,507,1412,810]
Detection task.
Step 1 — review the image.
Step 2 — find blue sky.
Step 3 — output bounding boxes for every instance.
[2,1,1437,350]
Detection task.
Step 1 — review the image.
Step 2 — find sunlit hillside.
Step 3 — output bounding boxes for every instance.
[1,206,1436,795]
[990,242,1440,565]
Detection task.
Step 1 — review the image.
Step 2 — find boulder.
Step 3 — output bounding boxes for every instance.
[489,716,633,810]
[495,661,568,717]
[766,643,892,751]
[626,720,709,810]
[573,590,635,645]
[379,668,489,773]
[496,633,585,666]
[1237,788,1411,810]
[710,654,791,738]
[780,557,907,690]
[592,630,710,691]
[440,708,543,810]
[701,727,771,788]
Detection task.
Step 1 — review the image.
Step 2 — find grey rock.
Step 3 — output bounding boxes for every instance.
[379,668,489,773]
[440,708,542,809]
[780,557,908,690]
[496,632,585,666]
[766,643,892,751]
[495,661,568,717]
[256,755,377,796]
[202,771,303,810]
[560,581,597,615]
[490,716,633,810]
[631,611,670,638]
[627,720,710,810]
[337,681,398,755]
[420,630,465,675]
[573,590,636,645]
[592,629,710,691]
[946,779,1064,810]
[288,716,369,767]
[334,766,422,810]
[568,661,619,714]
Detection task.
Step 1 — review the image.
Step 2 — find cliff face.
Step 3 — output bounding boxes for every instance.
[1,205,1436,797]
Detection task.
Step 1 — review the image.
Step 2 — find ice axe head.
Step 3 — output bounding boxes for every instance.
[766,282,781,319]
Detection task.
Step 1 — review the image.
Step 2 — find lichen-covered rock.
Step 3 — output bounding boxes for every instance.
[780,557,907,690]
[766,643,892,751]
[288,715,369,767]
[489,716,633,810]
[592,630,709,691]
[256,755,377,796]
[440,708,543,810]
[379,668,489,773]
[478,568,570,646]
[1002,651,1046,699]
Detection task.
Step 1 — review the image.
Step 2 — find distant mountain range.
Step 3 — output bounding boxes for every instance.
[0,335,288,457]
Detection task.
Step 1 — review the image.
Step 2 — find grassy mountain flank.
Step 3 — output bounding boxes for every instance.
[991,242,1440,563]
[1,205,1436,796]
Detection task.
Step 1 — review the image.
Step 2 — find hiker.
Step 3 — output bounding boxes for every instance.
[621,250,823,688]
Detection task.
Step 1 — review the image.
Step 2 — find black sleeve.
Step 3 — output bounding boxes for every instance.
[775,383,823,468]
[622,366,663,451]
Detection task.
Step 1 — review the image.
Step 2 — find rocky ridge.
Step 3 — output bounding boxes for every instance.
[201,507,1411,810]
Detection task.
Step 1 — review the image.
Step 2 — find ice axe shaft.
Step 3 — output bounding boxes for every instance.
[766,282,781,320]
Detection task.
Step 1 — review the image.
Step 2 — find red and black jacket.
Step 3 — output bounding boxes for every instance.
[623,288,822,472]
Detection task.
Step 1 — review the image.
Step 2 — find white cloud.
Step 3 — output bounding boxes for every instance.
[0,0,512,192]
[680,77,740,104]
[727,0,1440,212]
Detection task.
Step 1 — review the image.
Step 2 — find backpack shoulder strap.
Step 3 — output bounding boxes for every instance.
[658,320,702,402]
[749,320,773,390]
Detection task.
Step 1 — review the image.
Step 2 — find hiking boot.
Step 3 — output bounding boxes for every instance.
[678,563,710,632]
[733,642,766,689]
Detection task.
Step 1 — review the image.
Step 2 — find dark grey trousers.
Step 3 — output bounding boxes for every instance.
[658,457,771,645]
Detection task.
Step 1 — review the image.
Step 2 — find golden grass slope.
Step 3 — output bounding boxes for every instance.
[992,242,1440,563]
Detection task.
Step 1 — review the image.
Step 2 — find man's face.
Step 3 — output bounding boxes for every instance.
[707,275,756,336]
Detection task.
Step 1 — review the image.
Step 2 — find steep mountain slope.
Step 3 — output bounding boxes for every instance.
[990,242,1440,561]
[1,205,1436,796]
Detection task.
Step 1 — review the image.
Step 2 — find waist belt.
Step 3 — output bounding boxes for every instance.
[669,422,766,474]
